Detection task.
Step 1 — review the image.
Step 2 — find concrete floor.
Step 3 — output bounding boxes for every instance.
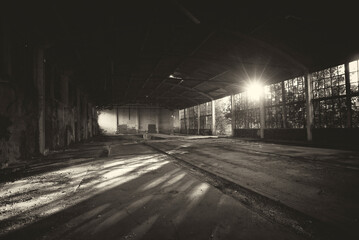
[0,135,358,240]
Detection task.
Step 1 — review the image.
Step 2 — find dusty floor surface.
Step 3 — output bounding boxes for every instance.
[0,135,358,240]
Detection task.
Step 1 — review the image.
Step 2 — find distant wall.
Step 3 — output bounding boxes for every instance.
[98,107,179,135]
[139,108,157,133]
[98,109,117,134]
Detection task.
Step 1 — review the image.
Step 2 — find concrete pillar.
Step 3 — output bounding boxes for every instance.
[231,95,236,137]
[197,105,200,135]
[259,87,265,139]
[184,108,188,135]
[305,73,314,141]
[84,96,88,140]
[156,105,160,133]
[281,81,287,128]
[116,105,119,134]
[36,48,46,154]
[136,107,140,133]
[88,102,93,137]
[211,100,216,135]
[345,63,352,128]
[76,90,81,141]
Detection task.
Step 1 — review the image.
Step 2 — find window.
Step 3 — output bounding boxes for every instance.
[312,65,346,99]
[286,103,306,128]
[285,76,305,102]
[284,76,306,128]
[312,64,347,128]
[188,106,198,129]
[199,102,212,129]
[313,97,347,128]
[264,82,283,128]
[234,91,260,129]
[179,109,186,132]
[349,60,359,93]
[351,96,359,128]
[265,106,283,128]
[265,82,282,106]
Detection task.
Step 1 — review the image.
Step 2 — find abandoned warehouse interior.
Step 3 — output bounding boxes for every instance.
[1,1,359,240]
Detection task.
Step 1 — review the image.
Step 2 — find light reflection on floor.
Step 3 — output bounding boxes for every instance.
[0,154,169,235]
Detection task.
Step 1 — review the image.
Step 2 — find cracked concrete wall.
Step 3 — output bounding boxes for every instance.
[0,19,99,168]
[0,83,38,168]
[0,17,39,168]
[43,64,98,150]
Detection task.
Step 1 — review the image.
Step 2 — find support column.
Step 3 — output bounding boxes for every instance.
[345,63,352,128]
[156,105,160,133]
[116,105,119,134]
[259,87,265,139]
[305,73,314,141]
[88,103,93,138]
[211,100,216,135]
[36,48,46,154]
[84,97,88,140]
[184,108,188,135]
[136,107,140,133]
[231,95,236,137]
[281,81,287,128]
[197,105,200,135]
[76,90,81,142]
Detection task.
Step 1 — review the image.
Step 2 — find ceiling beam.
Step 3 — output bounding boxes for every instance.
[162,82,213,100]
[224,30,308,72]
[148,30,216,97]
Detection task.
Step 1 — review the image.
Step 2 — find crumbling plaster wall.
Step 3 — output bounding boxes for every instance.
[0,23,99,168]
[44,65,98,150]
[0,83,38,168]
[0,21,39,168]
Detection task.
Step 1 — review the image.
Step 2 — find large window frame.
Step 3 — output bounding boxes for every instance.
[234,91,260,129]
[284,76,306,128]
[311,64,348,128]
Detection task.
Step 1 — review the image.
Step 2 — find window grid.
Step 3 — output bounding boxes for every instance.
[349,60,359,93]
[351,96,359,128]
[285,76,305,103]
[234,92,260,129]
[313,97,347,128]
[265,82,282,106]
[264,82,283,128]
[312,64,348,128]
[184,60,359,131]
[286,103,306,128]
[284,76,306,128]
[199,102,212,129]
[312,65,346,99]
[265,106,283,128]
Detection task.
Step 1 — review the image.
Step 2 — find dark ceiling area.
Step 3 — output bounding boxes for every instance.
[4,0,359,109]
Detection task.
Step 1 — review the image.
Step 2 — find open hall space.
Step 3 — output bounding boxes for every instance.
[1,1,359,240]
